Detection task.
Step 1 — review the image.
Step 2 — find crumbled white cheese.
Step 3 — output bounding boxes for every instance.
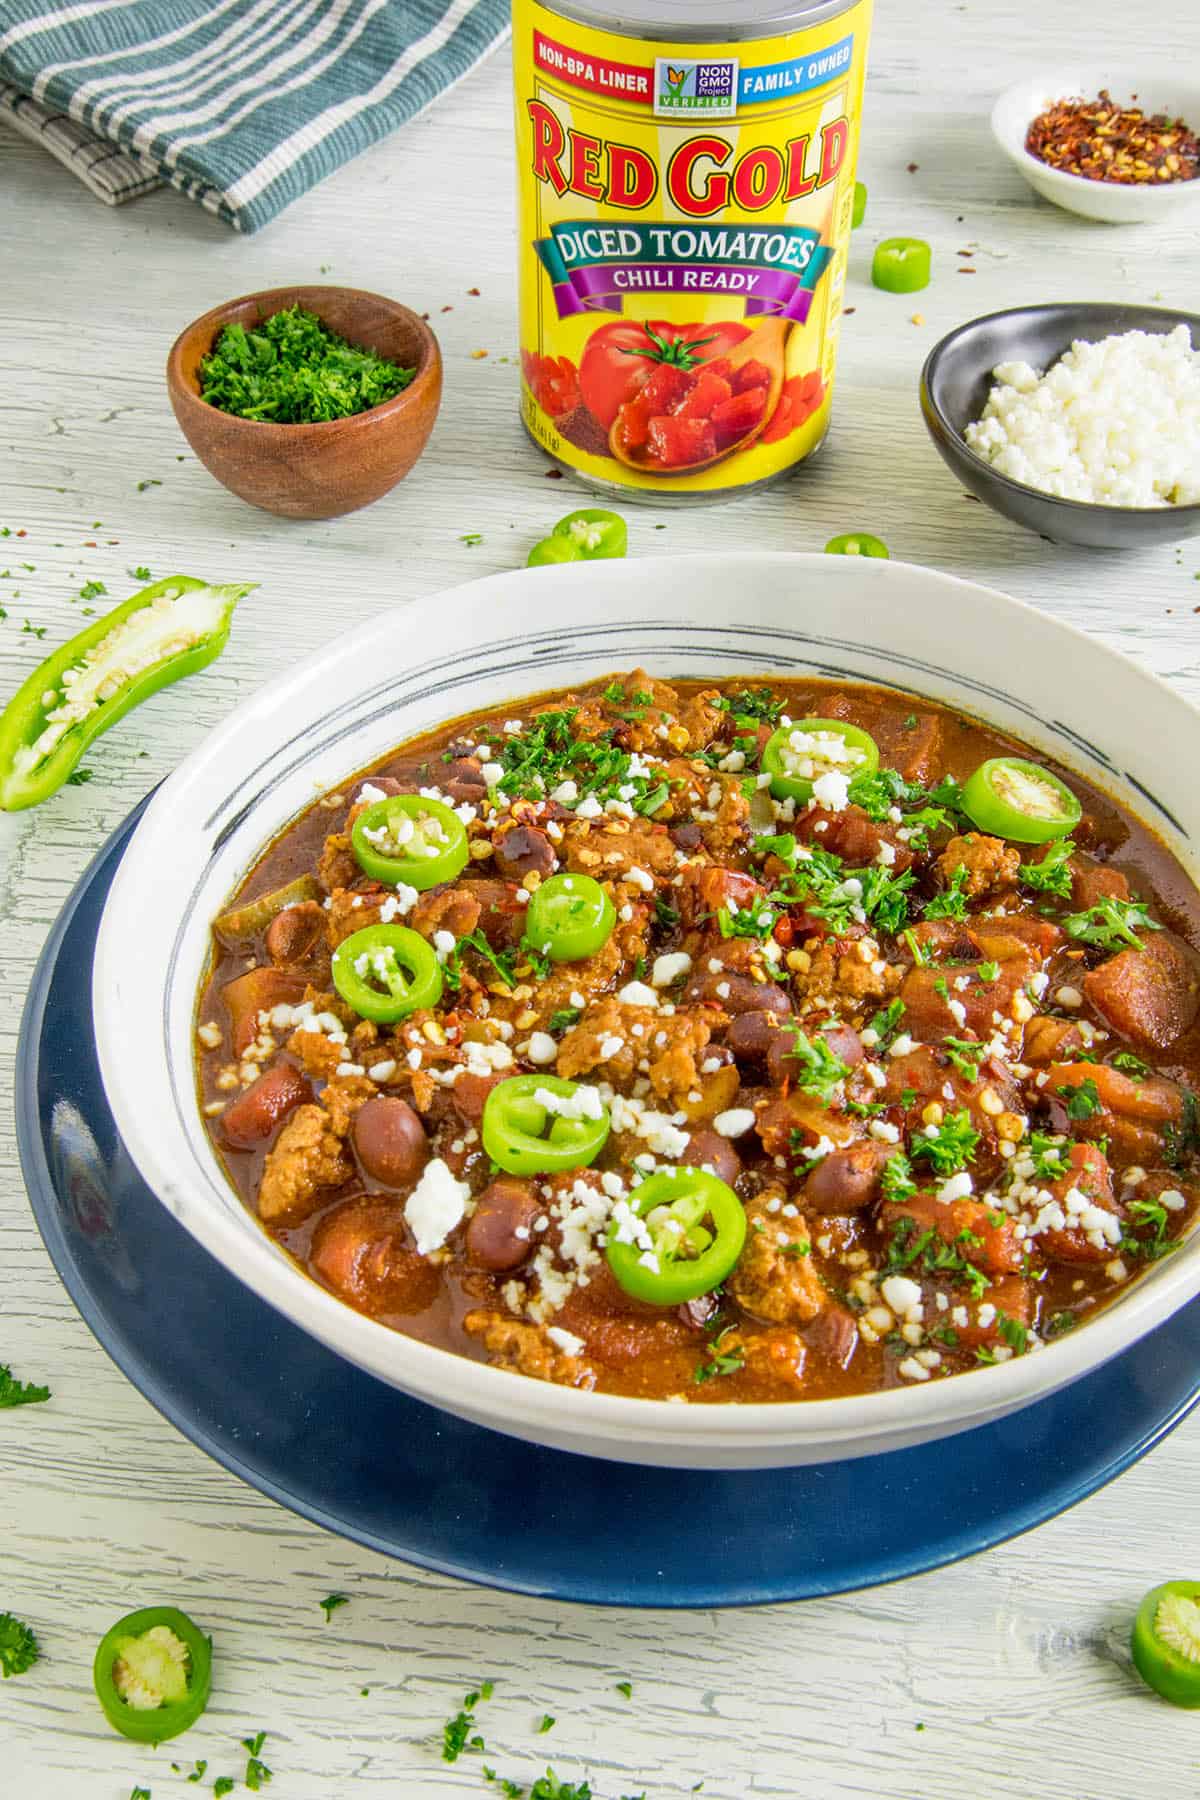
[651,951,692,988]
[525,1031,558,1065]
[713,1107,756,1139]
[405,1158,470,1255]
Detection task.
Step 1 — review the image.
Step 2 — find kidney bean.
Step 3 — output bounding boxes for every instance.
[265,901,326,966]
[222,1062,313,1146]
[443,756,489,802]
[687,969,792,1017]
[726,1009,785,1067]
[680,1127,743,1188]
[465,1179,539,1271]
[803,1140,892,1214]
[352,1096,430,1187]
[669,822,704,852]
[804,1304,859,1369]
[493,823,556,880]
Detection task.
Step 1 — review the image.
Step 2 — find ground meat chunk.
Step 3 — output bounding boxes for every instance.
[804,937,902,1007]
[463,1309,597,1388]
[728,1190,826,1326]
[1083,932,1200,1053]
[936,833,1020,901]
[708,1327,808,1394]
[258,1103,352,1222]
[410,884,483,942]
[287,1027,349,1081]
[678,687,725,750]
[320,1073,376,1136]
[524,932,625,1028]
[325,886,386,947]
[560,816,679,880]
[557,998,714,1106]
[699,779,752,861]
[317,829,358,894]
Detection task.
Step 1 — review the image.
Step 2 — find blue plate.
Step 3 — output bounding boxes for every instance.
[17,805,1200,1607]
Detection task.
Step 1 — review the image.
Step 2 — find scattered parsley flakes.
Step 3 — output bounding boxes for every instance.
[130,566,153,581]
[214,1780,235,1798]
[1057,1077,1102,1121]
[1018,838,1075,898]
[186,1762,208,1783]
[318,1593,349,1622]
[1063,896,1161,953]
[0,1612,39,1677]
[0,1364,50,1407]
[443,1684,491,1762]
[924,864,969,921]
[65,768,94,787]
[79,578,107,602]
[909,1108,980,1175]
[21,619,47,639]
[461,532,484,547]
[538,1714,556,1734]
[136,479,163,492]
[130,1788,152,1800]
[614,1680,633,1698]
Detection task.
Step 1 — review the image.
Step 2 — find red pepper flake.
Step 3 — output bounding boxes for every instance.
[16,529,26,538]
[441,304,454,312]
[467,287,481,296]
[958,267,977,274]
[545,468,564,479]
[842,306,857,315]
[906,161,919,172]
[83,540,98,547]
[1026,89,1200,184]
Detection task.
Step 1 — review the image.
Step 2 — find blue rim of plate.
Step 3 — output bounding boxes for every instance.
[16,801,1200,1608]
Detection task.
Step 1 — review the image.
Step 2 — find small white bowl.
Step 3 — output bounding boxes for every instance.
[92,554,1200,1469]
[991,68,1200,223]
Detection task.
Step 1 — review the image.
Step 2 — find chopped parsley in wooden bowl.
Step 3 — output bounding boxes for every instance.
[167,285,442,519]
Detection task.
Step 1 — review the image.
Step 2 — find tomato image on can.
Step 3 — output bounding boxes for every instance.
[514,0,874,502]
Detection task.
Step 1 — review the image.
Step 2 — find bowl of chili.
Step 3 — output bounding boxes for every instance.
[166,285,443,520]
[89,554,1200,1470]
[991,69,1200,224]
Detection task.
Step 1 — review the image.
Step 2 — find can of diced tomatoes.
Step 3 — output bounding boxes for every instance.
[513,0,873,503]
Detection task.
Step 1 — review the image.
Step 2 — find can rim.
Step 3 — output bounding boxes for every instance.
[531,0,859,47]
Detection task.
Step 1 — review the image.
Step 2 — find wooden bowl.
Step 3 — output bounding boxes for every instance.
[166,285,442,520]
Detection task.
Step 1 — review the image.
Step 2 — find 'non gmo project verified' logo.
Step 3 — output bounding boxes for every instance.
[653,56,739,119]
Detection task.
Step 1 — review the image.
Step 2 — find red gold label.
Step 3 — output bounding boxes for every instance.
[514,0,874,496]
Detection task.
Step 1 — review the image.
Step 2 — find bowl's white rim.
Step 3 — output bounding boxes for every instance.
[92,552,1200,1454]
[990,67,1200,205]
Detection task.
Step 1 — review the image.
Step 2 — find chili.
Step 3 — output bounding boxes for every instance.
[524,872,616,963]
[552,508,628,560]
[331,924,444,1022]
[961,756,1082,843]
[93,1606,212,1744]
[763,718,880,803]
[482,1073,610,1175]
[1131,1581,1200,1706]
[871,237,932,294]
[0,575,252,811]
[606,1169,747,1305]
[351,793,469,890]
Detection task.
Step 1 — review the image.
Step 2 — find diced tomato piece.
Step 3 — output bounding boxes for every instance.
[796,369,824,406]
[710,386,768,445]
[522,350,580,419]
[646,413,716,466]
[731,358,772,395]
[639,362,691,412]
[616,387,654,451]
[701,356,733,383]
[674,370,732,420]
[760,393,793,445]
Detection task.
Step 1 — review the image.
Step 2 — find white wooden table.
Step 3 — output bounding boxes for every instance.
[3,4,1200,1793]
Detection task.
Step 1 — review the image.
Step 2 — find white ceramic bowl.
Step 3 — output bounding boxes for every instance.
[991,68,1200,223]
[93,553,1200,1469]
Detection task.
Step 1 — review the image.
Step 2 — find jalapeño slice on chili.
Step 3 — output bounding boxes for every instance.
[524,872,615,963]
[871,236,932,293]
[825,532,889,559]
[351,793,469,890]
[332,924,443,1023]
[552,508,628,561]
[961,757,1082,844]
[606,1169,747,1306]
[482,1073,610,1175]
[762,718,880,804]
[93,1606,212,1744]
[1131,1582,1200,1707]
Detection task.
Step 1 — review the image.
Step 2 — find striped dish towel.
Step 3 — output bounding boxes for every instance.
[0,0,509,234]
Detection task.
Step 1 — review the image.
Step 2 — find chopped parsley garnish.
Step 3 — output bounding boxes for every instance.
[0,1611,39,1677]
[130,565,153,581]
[243,1732,271,1790]
[903,928,932,966]
[1110,1051,1151,1078]
[214,1782,235,1799]
[779,1025,851,1103]
[717,901,776,940]
[615,1680,633,1698]
[909,1108,980,1175]
[494,709,669,815]
[444,930,519,992]
[484,1772,526,1798]
[136,478,162,492]
[880,1151,918,1205]
[318,1593,349,1622]
[1044,1310,1077,1337]
[200,305,415,424]
[1027,1131,1071,1179]
[1018,838,1075,897]
[538,1714,556,1733]
[65,767,94,786]
[943,1036,985,1080]
[780,1239,812,1258]
[996,1311,1029,1354]
[0,1364,50,1408]
[883,1215,990,1297]
[79,578,107,602]
[694,1328,745,1383]
[714,686,781,724]
[653,894,680,930]
[186,1762,208,1783]
[924,866,970,921]
[770,846,913,935]
[1123,1197,1177,1262]
[530,1771,593,1800]
[548,1007,582,1034]
[460,532,484,547]
[1057,1077,1102,1121]
[1063,896,1161,953]
[868,997,906,1048]
[975,960,1000,983]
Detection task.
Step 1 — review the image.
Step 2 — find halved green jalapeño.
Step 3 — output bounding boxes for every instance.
[825,532,889,559]
[961,757,1082,844]
[92,1606,212,1744]
[1131,1581,1200,1707]
[332,924,443,1023]
[553,508,628,560]
[482,1073,610,1175]
[525,872,615,963]
[762,718,880,804]
[607,1169,747,1305]
[351,793,468,890]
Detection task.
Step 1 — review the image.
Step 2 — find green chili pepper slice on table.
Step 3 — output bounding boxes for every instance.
[0,574,254,811]
[871,236,932,293]
[482,1073,610,1175]
[961,756,1082,844]
[762,718,880,804]
[351,793,469,890]
[524,872,616,963]
[606,1169,747,1306]
[332,924,443,1023]
[528,508,628,567]
[528,535,584,568]
[1131,1581,1200,1706]
[851,180,868,228]
[825,532,889,559]
[93,1605,212,1744]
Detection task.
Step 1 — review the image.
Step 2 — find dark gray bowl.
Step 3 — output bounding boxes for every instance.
[919,302,1200,550]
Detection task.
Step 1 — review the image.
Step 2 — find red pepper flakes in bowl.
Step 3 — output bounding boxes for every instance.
[1025,89,1200,185]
